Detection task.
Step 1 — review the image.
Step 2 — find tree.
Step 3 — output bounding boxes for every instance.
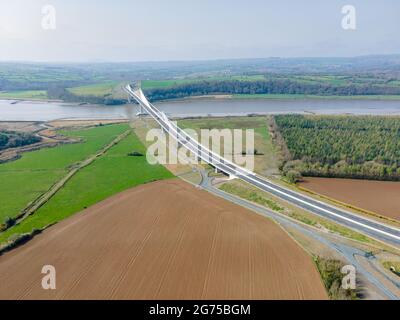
[0,133,9,148]
[285,170,302,183]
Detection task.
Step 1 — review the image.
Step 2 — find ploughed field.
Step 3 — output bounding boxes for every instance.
[0,179,327,300]
[300,177,400,220]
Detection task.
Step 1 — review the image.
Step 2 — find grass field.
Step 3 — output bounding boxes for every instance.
[66,76,400,101]
[220,183,284,212]
[0,130,173,244]
[178,116,280,175]
[141,75,266,90]
[382,261,400,276]
[179,116,267,130]
[0,64,92,83]
[0,124,129,223]
[142,79,196,90]
[67,81,121,97]
[0,90,48,100]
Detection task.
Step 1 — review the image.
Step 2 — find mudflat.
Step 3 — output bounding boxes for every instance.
[300,177,400,221]
[0,179,327,299]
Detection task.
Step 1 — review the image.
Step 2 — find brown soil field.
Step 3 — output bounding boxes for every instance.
[0,121,40,133]
[300,177,400,221]
[0,179,327,300]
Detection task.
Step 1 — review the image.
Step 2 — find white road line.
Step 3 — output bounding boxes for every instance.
[126,85,400,243]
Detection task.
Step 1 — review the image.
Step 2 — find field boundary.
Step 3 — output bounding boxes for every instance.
[214,178,399,254]
[2,129,131,230]
[297,185,400,226]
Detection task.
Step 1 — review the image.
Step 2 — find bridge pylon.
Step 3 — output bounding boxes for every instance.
[127,81,148,116]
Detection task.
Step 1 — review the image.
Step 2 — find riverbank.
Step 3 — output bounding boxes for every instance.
[3,97,400,121]
[3,92,400,105]
[232,94,400,101]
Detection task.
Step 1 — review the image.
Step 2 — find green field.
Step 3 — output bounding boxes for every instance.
[382,261,400,276]
[141,75,266,90]
[67,81,121,97]
[294,75,348,85]
[2,59,400,103]
[179,116,280,175]
[39,74,400,102]
[0,130,173,244]
[142,79,195,90]
[131,75,400,101]
[0,65,86,83]
[220,182,284,212]
[0,90,48,100]
[179,116,267,130]
[0,124,129,223]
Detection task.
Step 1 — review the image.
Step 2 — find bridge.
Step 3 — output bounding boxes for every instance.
[125,84,400,247]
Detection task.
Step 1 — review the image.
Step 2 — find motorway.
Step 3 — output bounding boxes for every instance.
[195,167,400,300]
[125,84,400,248]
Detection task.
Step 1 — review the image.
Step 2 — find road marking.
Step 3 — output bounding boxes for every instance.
[126,85,400,243]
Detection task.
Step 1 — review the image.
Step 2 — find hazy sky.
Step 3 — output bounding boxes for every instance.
[0,0,399,62]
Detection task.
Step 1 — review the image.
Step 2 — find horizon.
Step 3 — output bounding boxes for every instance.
[1,53,400,65]
[1,0,400,62]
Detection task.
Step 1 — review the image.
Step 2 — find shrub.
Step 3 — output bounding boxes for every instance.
[127,151,144,157]
[285,170,302,183]
[0,229,42,255]
[314,256,358,300]
[0,216,16,232]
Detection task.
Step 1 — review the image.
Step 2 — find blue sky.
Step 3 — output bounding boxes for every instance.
[0,0,399,62]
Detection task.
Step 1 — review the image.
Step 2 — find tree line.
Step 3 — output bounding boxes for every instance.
[145,79,400,101]
[0,131,41,151]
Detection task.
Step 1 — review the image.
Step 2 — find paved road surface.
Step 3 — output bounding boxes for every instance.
[195,167,400,300]
[125,85,400,248]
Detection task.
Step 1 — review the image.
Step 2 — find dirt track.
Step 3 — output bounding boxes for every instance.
[300,177,400,221]
[0,179,327,300]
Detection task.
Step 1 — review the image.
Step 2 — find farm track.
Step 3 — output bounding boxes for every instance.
[9,129,131,226]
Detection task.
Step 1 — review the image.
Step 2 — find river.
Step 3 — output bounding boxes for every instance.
[1,98,400,121]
